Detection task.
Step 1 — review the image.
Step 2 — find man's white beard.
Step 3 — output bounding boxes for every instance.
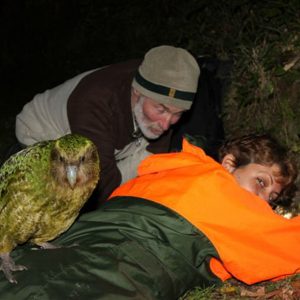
[133,97,162,140]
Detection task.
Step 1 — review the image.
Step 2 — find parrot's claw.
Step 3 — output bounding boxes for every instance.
[37,242,60,249]
[0,252,27,284]
[32,241,79,250]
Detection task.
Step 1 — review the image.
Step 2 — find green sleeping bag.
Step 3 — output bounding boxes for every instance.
[0,197,221,300]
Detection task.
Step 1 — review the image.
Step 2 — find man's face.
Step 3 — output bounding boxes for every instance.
[231,163,283,202]
[133,93,186,139]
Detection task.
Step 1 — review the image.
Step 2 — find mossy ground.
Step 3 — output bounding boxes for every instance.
[181,275,300,300]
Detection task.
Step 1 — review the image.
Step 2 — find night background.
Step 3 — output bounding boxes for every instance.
[1,0,300,298]
[2,0,300,154]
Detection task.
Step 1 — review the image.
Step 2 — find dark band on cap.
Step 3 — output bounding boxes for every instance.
[135,71,195,102]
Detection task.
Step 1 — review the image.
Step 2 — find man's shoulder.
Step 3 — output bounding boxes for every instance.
[88,58,142,79]
[109,58,142,71]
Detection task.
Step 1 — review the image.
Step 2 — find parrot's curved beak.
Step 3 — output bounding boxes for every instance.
[66,165,78,189]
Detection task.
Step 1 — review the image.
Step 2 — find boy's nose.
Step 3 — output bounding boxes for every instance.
[259,188,274,203]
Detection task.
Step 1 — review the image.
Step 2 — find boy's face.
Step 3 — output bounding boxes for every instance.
[231,163,283,202]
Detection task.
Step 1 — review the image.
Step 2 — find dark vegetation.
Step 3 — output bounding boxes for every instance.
[1,1,300,298]
[2,0,300,158]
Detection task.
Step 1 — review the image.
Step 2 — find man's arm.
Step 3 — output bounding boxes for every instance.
[67,71,132,203]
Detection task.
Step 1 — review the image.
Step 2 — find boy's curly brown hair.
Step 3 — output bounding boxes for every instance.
[218,134,298,202]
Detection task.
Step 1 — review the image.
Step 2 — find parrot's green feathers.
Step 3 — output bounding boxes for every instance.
[54,134,96,160]
[0,134,100,253]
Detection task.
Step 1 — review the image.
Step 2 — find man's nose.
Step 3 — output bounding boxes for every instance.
[159,114,172,130]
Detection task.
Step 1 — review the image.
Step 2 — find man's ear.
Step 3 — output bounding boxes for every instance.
[131,88,140,106]
[221,154,236,173]
[132,87,141,96]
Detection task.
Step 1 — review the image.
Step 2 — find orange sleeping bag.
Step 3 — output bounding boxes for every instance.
[111,139,300,284]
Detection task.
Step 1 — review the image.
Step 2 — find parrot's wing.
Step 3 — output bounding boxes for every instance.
[0,143,49,213]
[0,163,28,213]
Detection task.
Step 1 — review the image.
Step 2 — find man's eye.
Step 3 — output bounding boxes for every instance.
[174,112,183,118]
[156,107,166,113]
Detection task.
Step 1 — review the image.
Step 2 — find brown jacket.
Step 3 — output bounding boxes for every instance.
[68,59,172,203]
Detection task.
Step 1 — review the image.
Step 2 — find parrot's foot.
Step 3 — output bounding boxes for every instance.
[0,252,27,284]
[30,242,61,250]
[38,242,60,249]
[33,242,78,250]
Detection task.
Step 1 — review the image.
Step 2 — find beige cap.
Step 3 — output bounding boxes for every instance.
[132,45,200,110]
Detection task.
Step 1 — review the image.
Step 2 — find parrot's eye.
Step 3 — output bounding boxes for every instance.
[90,149,98,161]
[51,149,63,162]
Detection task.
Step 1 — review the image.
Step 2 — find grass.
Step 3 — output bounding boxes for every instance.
[181,275,300,299]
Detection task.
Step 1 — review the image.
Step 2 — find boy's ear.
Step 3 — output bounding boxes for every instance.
[221,154,236,173]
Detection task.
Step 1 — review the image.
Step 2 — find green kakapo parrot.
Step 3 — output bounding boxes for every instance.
[0,134,100,283]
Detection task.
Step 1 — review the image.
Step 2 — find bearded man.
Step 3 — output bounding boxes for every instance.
[14,45,200,206]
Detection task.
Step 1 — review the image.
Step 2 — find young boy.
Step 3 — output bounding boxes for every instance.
[218,134,297,205]
[0,134,299,300]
